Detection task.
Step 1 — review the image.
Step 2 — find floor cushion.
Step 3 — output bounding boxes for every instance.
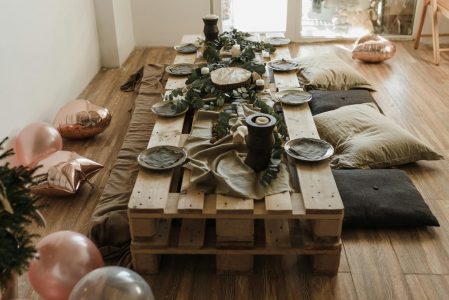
[314,103,443,169]
[333,169,439,228]
[297,54,374,91]
[309,90,378,115]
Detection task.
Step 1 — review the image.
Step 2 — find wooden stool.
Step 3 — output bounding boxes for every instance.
[415,0,449,64]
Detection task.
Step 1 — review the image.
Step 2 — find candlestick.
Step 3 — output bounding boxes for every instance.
[255,116,269,125]
[255,79,265,92]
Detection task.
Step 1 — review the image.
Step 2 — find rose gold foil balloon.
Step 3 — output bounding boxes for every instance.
[352,34,396,63]
[14,122,63,166]
[53,99,111,139]
[31,151,103,196]
[28,231,104,300]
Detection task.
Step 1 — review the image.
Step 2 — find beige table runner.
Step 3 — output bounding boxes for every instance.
[184,110,291,199]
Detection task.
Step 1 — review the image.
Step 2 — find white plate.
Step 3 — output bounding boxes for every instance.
[267,59,299,72]
[138,146,187,170]
[284,138,334,162]
[165,63,196,76]
[174,43,199,54]
[275,89,312,105]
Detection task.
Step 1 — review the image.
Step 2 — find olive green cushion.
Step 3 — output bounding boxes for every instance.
[297,54,374,91]
[314,103,443,169]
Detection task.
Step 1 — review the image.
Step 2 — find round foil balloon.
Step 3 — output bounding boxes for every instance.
[14,122,63,166]
[69,266,155,300]
[28,231,104,300]
[54,99,111,139]
[352,34,396,63]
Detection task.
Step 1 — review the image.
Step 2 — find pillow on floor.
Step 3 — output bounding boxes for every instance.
[333,169,439,228]
[314,103,443,168]
[297,54,374,91]
[309,90,379,115]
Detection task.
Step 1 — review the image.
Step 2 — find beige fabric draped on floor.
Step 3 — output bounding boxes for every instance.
[88,64,167,266]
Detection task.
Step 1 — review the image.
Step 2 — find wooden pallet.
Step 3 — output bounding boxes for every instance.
[128,34,344,275]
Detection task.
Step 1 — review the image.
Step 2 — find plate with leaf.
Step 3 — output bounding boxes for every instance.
[151,100,189,117]
[138,146,187,171]
[264,36,291,46]
[284,138,334,162]
[174,43,199,54]
[166,63,196,76]
[267,59,299,72]
[275,89,312,105]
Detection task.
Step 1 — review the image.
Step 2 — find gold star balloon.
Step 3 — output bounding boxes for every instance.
[31,151,103,196]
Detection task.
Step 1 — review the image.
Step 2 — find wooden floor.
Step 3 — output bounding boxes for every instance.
[19,41,449,300]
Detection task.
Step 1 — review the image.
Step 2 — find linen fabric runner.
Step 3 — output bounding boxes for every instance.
[89,64,167,266]
[184,110,291,199]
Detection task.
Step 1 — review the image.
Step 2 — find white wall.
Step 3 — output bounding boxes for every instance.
[0,0,101,139]
[132,0,211,46]
[94,0,135,67]
[113,0,135,64]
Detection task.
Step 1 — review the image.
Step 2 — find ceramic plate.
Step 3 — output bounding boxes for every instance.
[264,36,291,46]
[284,138,334,162]
[174,43,199,54]
[138,146,187,170]
[166,63,196,76]
[267,59,299,72]
[275,89,312,105]
[151,100,188,118]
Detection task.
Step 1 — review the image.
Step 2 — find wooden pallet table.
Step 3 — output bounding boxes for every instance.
[128,34,344,275]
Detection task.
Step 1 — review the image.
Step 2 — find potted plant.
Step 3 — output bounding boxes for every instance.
[0,138,45,299]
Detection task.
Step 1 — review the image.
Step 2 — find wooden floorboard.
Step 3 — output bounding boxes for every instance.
[18,41,449,299]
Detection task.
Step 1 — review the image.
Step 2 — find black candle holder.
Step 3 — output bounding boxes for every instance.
[203,15,219,42]
[244,113,277,172]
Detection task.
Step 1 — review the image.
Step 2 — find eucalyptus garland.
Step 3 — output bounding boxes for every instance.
[167,30,288,186]
[0,138,45,289]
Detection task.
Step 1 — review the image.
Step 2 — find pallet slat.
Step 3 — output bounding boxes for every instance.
[178,171,205,212]
[131,219,341,255]
[216,195,254,213]
[130,193,344,220]
[269,44,344,215]
[128,35,198,213]
[265,191,293,213]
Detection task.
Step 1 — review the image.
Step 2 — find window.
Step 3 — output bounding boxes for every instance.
[219,0,416,40]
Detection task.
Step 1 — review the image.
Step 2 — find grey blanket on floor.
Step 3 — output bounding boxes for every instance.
[88,64,167,266]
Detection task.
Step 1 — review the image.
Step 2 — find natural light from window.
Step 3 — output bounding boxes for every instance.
[223,0,287,32]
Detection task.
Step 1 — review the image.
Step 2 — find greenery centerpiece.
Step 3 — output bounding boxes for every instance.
[0,138,45,293]
[167,30,288,186]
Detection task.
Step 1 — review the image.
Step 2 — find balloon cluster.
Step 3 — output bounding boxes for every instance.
[352,34,396,63]
[12,99,111,196]
[28,231,154,300]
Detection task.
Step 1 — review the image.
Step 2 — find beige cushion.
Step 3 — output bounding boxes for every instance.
[297,54,374,91]
[314,103,443,169]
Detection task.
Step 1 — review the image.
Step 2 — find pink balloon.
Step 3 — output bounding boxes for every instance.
[14,122,62,166]
[28,231,104,300]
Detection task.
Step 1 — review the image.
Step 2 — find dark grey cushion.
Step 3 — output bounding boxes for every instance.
[309,90,378,115]
[332,169,439,228]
